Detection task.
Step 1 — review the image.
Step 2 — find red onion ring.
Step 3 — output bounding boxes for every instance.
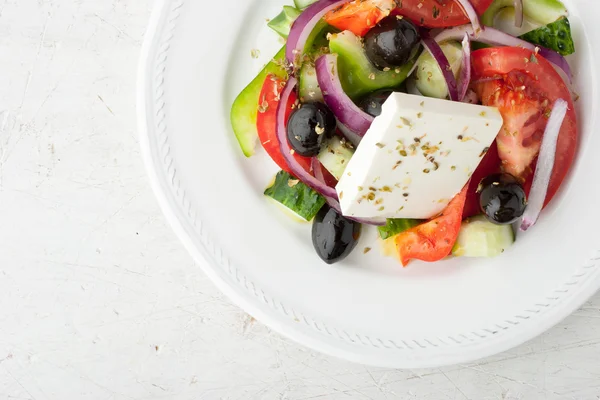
[286,0,352,70]
[434,25,572,83]
[311,158,386,226]
[421,31,459,101]
[455,0,483,36]
[513,0,524,27]
[276,77,338,199]
[315,54,374,138]
[520,98,569,231]
[458,32,472,102]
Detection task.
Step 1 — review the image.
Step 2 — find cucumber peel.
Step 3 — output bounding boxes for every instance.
[265,171,326,221]
[268,6,302,39]
[520,17,575,56]
[294,0,318,9]
[378,219,422,240]
[329,31,416,100]
[452,216,515,258]
[230,47,287,157]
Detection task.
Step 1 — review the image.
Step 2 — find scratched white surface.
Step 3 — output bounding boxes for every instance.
[1,1,600,399]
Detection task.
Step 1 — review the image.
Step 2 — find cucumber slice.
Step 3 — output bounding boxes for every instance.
[415,41,463,99]
[520,17,575,56]
[265,171,326,222]
[452,216,515,258]
[294,0,318,9]
[482,0,568,27]
[378,219,422,240]
[268,6,301,39]
[329,31,416,100]
[230,47,287,157]
[299,63,324,102]
[317,137,354,180]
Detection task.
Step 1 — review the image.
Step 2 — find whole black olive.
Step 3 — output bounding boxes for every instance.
[287,103,337,156]
[364,17,420,70]
[478,173,528,225]
[358,90,393,117]
[312,205,361,264]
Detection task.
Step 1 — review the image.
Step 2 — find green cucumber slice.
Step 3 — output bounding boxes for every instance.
[329,31,416,100]
[415,41,463,99]
[482,0,568,27]
[299,63,324,102]
[230,47,287,157]
[452,215,515,258]
[265,171,326,222]
[378,219,422,240]
[317,136,355,180]
[520,17,575,56]
[294,0,318,9]
[268,6,302,39]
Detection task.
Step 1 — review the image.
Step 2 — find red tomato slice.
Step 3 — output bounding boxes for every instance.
[324,0,396,37]
[463,141,501,218]
[471,47,578,206]
[257,75,312,174]
[395,186,468,266]
[394,0,494,27]
[324,0,494,35]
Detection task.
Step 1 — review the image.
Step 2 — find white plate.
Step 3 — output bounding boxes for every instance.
[138,0,600,368]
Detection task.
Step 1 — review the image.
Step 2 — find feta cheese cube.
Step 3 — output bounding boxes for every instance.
[336,93,503,220]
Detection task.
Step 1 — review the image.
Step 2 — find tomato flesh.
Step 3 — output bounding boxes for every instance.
[324,0,495,35]
[324,0,396,36]
[395,186,468,266]
[257,75,312,174]
[471,47,577,206]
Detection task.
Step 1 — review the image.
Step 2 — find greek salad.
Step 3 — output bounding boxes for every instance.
[230,0,578,266]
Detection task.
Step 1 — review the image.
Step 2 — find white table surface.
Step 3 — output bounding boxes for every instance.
[1,1,600,399]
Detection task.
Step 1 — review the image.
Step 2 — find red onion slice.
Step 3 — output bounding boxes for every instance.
[434,25,572,83]
[315,54,375,138]
[458,32,472,101]
[286,0,352,70]
[311,158,386,226]
[513,0,524,28]
[421,31,459,101]
[455,0,483,36]
[520,98,569,231]
[276,77,338,199]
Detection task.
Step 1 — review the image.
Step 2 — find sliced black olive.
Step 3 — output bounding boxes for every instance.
[364,17,420,70]
[312,205,361,264]
[478,173,528,225]
[358,90,393,117]
[287,103,337,156]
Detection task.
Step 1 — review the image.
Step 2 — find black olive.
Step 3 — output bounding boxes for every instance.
[312,205,361,264]
[358,90,393,117]
[478,173,528,225]
[287,103,337,156]
[364,17,420,70]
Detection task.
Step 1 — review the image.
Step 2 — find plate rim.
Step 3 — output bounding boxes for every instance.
[137,0,600,368]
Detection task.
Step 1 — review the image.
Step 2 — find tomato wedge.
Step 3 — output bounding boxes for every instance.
[471,47,578,206]
[395,0,494,27]
[324,0,396,37]
[324,0,495,35]
[257,75,312,174]
[395,186,468,266]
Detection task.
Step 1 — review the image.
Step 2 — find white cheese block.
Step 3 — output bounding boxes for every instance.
[336,93,503,220]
